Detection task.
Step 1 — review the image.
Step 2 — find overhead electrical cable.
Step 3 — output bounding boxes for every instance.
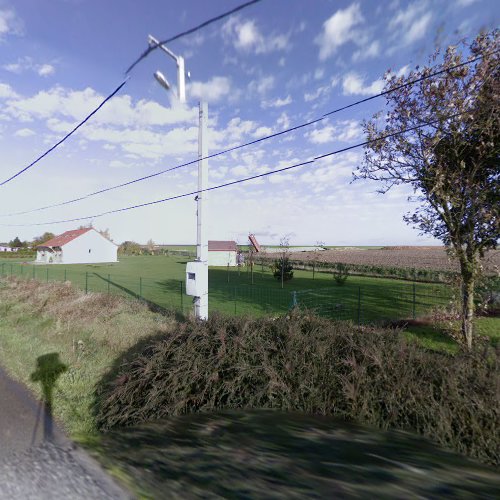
[0,78,129,188]
[125,0,263,74]
[0,113,461,227]
[0,53,488,218]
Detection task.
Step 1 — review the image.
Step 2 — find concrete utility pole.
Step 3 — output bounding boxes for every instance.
[149,34,209,320]
[195,101,209,319]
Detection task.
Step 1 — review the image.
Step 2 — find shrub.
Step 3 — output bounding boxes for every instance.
[271,257,293,282]
[333,263,349,285]
[95,312,499,467]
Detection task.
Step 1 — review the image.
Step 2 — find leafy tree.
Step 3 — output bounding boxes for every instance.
[119,241,142,255]
[354,31,499,349]
[272,236,293,287]
[9,236,23,248]
[32,232,56,246]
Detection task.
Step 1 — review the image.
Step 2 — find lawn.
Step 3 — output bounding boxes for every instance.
[0,255,455,325]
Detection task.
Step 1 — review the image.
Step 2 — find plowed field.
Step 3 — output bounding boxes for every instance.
[287,247,500,274]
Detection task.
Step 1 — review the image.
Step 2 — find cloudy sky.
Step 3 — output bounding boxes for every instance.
[0,0,498,245]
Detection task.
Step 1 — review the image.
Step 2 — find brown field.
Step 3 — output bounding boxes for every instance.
[286,246,500,274]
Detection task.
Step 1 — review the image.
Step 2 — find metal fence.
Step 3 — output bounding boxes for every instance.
[1,262,457,325]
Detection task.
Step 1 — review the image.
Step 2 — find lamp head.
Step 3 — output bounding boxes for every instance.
[154,71,170,91]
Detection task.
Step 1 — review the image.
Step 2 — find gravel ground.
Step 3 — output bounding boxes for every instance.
[0,366,132,499]
[0,441,132,499]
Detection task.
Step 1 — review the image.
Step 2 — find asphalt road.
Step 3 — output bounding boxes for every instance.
[0,365,132,499]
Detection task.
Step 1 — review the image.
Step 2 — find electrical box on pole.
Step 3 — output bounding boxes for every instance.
[186,101,208,320]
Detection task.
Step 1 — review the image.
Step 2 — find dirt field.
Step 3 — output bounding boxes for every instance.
[286,247,500,274]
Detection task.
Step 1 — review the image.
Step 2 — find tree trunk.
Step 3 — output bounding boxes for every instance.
[461,277,475,350]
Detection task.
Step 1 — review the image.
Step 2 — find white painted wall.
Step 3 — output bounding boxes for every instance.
[61,229,117,264]
[208,251,237,267]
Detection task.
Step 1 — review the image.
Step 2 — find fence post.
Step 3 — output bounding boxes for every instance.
[412,282,416,320]
[234,287,237,314]
[20,266,23,278]
[1,263,4,276]
[357,286,362,326]
[139,277,143,300]
[46,267,49,283]
[291,290,298,308]
[10,264,13,277]
[85,272,88,294]
[107,274,110,294]
[64,269,67,282]
[32,266,35,280]
[180,280,184,312]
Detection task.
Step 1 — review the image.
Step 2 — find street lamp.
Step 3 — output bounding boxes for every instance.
[148,35,186,103]
[149,34,208,320]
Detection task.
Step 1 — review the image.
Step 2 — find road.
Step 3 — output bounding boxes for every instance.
[0,365,132,499]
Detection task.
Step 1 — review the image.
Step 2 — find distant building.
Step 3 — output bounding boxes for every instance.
[0,245,17,252]
[208,240,238,267]
[36,228,118,264]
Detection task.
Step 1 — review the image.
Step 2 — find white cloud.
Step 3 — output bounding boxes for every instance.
[389,2,432,46]
[307,125,335,144]
[276,112,290,130]
[261,95,292,109]
[0,82,17,99]
[342,72,384,96]
[456,0,479,6]
[37,64,55,77]
[352,40,380,62]
[0,9,23,40]
[252,126,273,138]
[188,76,231,102]
[222,17,289,54]
[315,3,364,60]
[3,57,56,77]
[14,127,35,137]
[304,77,339,103]
[249,75,274,95]
[336,120,362,141]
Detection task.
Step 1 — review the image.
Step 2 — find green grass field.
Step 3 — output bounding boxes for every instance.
[1,255,454,325]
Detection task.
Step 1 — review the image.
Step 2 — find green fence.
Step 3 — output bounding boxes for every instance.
[1,262,457,325]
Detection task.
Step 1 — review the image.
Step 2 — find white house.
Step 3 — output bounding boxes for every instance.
[0,245,17,252]
[36,228,118,264]
[208,240,238,267]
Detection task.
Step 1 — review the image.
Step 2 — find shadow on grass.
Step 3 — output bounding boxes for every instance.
[30,353,67,443]
[93,410,500,498]
[92,273,186,322]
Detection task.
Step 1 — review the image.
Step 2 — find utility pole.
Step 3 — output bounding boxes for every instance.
[149,34,208,320]
[195,101,209,319]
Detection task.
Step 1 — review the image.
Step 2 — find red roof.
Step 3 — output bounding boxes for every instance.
[38,228,92,248]
[248,234,261,253]
[208,240,238,252]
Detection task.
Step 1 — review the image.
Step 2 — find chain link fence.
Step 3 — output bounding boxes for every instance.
[1,261,463,325]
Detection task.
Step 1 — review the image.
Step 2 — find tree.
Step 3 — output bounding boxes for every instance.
[333,263,349,285]
[272,236,293,287]
[354,31,499,349]
[9,236,23,248]
[32,232,55,246]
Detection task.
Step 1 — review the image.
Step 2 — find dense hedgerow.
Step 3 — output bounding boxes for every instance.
[95,312,499,467]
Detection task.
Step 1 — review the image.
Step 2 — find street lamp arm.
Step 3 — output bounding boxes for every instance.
[148,35,180,63]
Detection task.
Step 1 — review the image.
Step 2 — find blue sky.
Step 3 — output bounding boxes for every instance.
[0,0,498,245]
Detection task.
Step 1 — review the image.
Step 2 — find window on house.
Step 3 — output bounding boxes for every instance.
[89,249,91,253]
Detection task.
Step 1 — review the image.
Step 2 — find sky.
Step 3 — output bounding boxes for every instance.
[0,0,498,246]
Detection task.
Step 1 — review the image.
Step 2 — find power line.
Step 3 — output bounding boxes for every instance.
[126,0,263,74]
[0,78,129,188]
[0,53,487,218]
[0,114,459,227]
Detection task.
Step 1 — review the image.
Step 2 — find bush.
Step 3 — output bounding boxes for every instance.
[95,312,499,467]
[272,257,294,282]
[333,263,349,285]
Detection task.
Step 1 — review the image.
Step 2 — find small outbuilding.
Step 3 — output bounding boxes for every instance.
[0,245,17,252]
[208,240,238,267]
[36,228,118,264]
